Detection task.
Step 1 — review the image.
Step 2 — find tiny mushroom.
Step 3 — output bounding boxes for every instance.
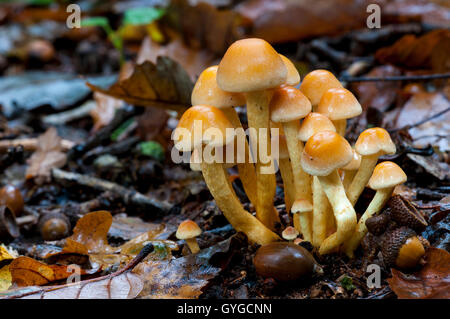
[341,149,361,191]
[217,38,287,230]
[176,220,202,254]
[301,130,357,254]
[173,105,280,245]
[299,70,343,109]
[316,87,362,136]
[347,127,396,206]
[282,226,299,241]
[270,85,312,241]
[344,161,407,258]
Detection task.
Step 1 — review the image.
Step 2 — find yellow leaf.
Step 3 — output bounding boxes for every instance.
[0,266,11,292]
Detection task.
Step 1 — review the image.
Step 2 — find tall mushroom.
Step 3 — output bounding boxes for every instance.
[344,161,407,257]
[299,70,342,110]
[347,128,396,206]
[270,85,312,241]
[301,130,357,254]
[192,66,257,207]
[173,105,279,244]
[217,38,287,230]
[316,88,362,136]
[298,113,336,247]
[275,131,295,212]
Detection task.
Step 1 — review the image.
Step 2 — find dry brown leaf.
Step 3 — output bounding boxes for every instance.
[90,92,124,132]
[388,248,450,299]
[25,127,67,184]
[86,57,193,112]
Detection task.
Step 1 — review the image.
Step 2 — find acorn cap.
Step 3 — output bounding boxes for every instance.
[270,85,311,123]
[301,130,353,176]
[291,199,313,213]
[299,70,342,106]
[217,38,287,92]
[342,149,361,170]
[0,205,19,239]
[282,226,299,241]
[381,227,425,269]
[355,127,396,156]
[279,54,300,86]
[316,88,362,121]
[365,211,391,236]
[173,105,235,152]
[298,112,336,142]
[191,66,245,108]
[388,195,428,232]
[368,161,407,190]
[176,220,202,240]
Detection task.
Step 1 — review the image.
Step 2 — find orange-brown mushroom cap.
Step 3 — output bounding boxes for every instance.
[368,161,407,190]
[191,66,245,108]
[355,127,396,156]
[316,88,362,120]
[176,220,202,239]
[217,38,287,92]
[342,149,361,170]
[298,112,336,142]
[299,70,342,106]
[279,54,300,86]
[301,130,353,176]
[173,105,235,152]
[270,86,311,123]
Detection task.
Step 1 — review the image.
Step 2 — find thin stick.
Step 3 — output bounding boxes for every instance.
[340,73,450,82]
[0,138,75,152]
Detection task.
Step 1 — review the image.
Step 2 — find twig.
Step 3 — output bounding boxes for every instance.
[0,138,75,152]
[83,136,140,162]
[51,168,172,213]
[41,101,96,126]
[340,73,450,82]
[389,106,450,133]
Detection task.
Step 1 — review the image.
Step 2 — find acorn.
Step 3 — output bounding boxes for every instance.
[38,213,71,241]
[388,195,428,232]
[381,227,426,269]
[0,185,24,216]
[0,205,20,239]
[366,210,391,236]
[254,242,322,282]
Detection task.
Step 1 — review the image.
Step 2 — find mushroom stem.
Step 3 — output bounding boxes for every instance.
[278,158,295,212]
[343,187,394,258]
[347,154,379,206]
[312,176,332,247]
[332,119,346,136]
[201,160,280,244]
[185,238,200,254]
[283,121,312,241]
[342,169,357,191]
[317,170,357,255]
[245,90,279,230]
[221,107,258,206]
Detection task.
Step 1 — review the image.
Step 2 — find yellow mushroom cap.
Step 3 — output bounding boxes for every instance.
[217,38,287,92]
[191,66,245,108]
[368,161,407,190]
[291,199,313,213]
[173,105,235,152]
[176,220,202,239]
[342,149,361,170]
[301,130,353,176]
[316,88,362,120]
[282,226,299,241]
[298,112,336,142]
[299,70,342,106]
[270,85,311,123]
[279,54,300,86]
[355,127,396,156]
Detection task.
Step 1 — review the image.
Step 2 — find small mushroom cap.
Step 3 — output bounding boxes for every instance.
[173,105,235,152]
[217,38,287,92]
[301,130,353,176]
[176,220,202,239]
[299,70,342,106]
[282,226,299,241]
[368,161,407,190]
[291,199,313,213]
[190,145,237,170]
[316,88,362,120]
[191,66,245,108]
[270,86,311,123]
[298,112,336,142]
[279,54,300,86]
[342,149,361,171]
[355,127,396,156]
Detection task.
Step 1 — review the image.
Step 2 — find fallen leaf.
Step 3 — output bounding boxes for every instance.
[90,92,125,132]
[388,248,450,299]
[87,57,193,112]
[109,215,166,241]
[136,107,169,141]
[26,127,68,184]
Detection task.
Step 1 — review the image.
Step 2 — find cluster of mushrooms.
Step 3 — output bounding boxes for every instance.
[173,38,427,273]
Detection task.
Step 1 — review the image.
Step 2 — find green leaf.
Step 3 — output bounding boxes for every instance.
[139,141,165,161]
[123,7,165,26]
[340,275,355,291]
[81,17,110,29]
[110,118,136,142]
